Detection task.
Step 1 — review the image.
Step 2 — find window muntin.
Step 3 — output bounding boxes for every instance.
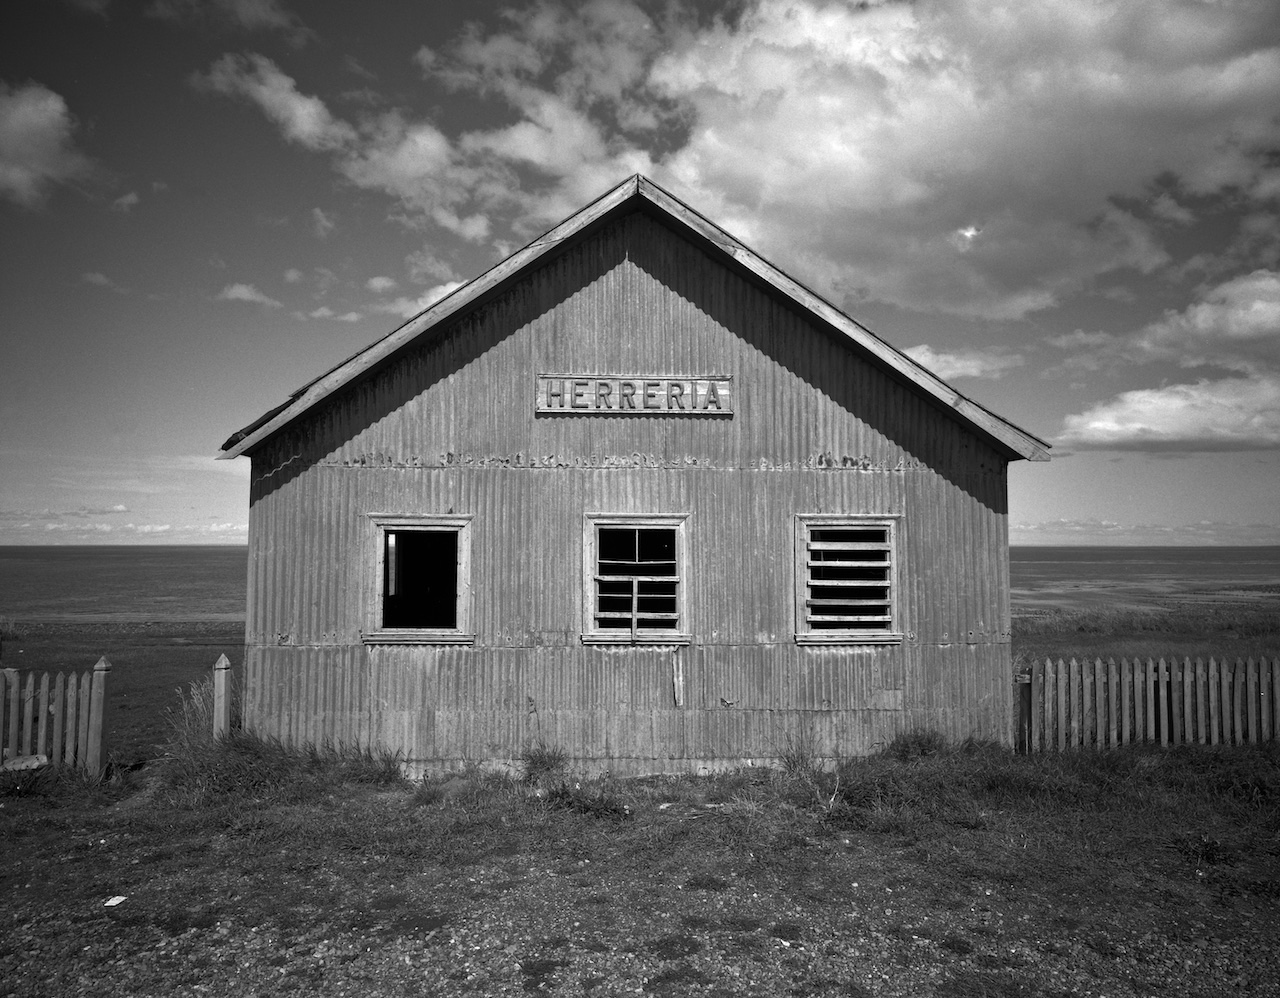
[796,516,901,644]
[583,515,689,644]
[365,515,473,644]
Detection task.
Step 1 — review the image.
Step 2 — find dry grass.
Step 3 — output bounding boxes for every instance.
[1013,601,1280,666]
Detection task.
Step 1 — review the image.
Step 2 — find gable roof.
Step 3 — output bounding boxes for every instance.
[219,175,1050,462]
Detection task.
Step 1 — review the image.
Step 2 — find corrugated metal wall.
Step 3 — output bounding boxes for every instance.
[243,210,1012,774]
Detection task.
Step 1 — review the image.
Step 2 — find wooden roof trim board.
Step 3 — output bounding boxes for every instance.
[219,174,1050,462]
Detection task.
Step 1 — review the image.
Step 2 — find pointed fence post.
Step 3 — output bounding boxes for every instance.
[85,657,111,777]
[5,668,18,761]
[213,654,232,739]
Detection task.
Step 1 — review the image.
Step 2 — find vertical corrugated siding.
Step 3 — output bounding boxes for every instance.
[243,210,1012,771]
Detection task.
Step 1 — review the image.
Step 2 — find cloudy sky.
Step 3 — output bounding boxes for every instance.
[2,0,1279,546]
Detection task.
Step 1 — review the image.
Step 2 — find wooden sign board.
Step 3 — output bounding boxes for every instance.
[536,375,733,416]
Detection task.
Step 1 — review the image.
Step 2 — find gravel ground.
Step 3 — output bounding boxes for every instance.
[4,786,1279,998]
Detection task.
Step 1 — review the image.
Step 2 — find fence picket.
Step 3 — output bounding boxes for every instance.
[36,673,50,757]
[1247,659,1259,744]
[1195,659,1206,745]
[1180,658,1192,745]
[64,674,78,767]
[1082,659,1094,748]
[21,673,34,757]
[1234,661,1245,746]
[1070,659,1081,748]
[1056,659,1067,751]
[1095,660,1105,742]
[1169,659,1183,746]
[76,671,91,764]
[1209,658,1221,745]
[86,659,110,776]
[0,670,10,759]
[1156,659,1168,747]
[1132,659,1145,745]
[1261,658,1272,743]
[1264,660,1274,742]
[1144,659,1156,743]
[51,672,65,767]
[1220,659,1232,744]
[1031,659,1043,752]
[1108,659,1119,748]
[1120,659,1131,745]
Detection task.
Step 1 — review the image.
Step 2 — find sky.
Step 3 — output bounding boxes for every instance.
[2,0,1279,547]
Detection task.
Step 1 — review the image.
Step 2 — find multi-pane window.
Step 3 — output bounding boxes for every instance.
[365,515,473,643]
[583,515,689,644]
[795,516,901,644]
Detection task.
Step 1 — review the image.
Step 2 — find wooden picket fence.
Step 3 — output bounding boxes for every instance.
[1017,657,1277,752]
[0,659,111,775]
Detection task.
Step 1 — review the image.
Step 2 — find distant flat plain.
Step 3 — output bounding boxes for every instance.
[1009,545,1280,614]
[2,544,1278,623]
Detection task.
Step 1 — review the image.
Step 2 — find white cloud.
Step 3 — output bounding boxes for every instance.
[294,306,363,322]
[1047,269,1280,378]
[311,206,335,238]
[149,0,309,43]
[0,81,93,208]
[197,2,1280,321]
[371,282,466,319]
[366,275,397,292]
[82,271,127,293]
[194,53,355,150]
[903,345,1025,380]
[405,250,456,285]
[1131,269,1280,371]
[216,282,282,307]
[283,267,304,282]
[111,190,140,212]
[1058,373,1280,450]
[1010,518,1280,546]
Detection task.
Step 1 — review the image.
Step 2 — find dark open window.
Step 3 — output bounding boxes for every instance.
[383,529,457,628]
[796,516,901,644]
[583,515,689,644]
[366,514,473,644]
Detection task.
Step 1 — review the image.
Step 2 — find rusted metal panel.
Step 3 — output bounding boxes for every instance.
[241,210,1015,771]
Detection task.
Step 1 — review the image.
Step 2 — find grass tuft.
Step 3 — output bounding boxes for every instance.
[778,726,821,775]
[542,782,632,821]
[883,728,948,761]
[520,739,569,785]
[0,615,23,642]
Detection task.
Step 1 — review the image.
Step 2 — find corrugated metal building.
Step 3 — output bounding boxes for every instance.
[219,176,1049,776]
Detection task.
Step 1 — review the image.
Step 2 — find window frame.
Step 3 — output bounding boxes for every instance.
[582,513,691,645]
[794,514,903,645]
[363,513,474,645]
